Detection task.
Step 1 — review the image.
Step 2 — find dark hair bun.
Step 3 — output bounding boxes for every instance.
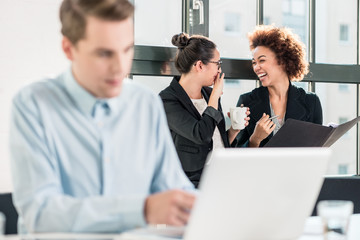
[172,33,190,49]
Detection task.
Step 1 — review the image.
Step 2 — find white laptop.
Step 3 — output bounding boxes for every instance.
[120,148,330,240]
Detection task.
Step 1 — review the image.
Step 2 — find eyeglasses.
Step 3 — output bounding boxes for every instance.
[209,60,222,70]
[194,60,223,70]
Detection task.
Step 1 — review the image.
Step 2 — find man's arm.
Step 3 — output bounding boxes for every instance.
[143,96,196,225]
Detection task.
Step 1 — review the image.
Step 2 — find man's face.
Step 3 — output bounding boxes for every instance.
[64,16,134,98]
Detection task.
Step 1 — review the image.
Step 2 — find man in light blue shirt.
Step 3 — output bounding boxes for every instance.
[10,0,195,233]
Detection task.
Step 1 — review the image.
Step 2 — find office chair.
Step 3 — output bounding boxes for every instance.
[0,193,18,234]
[311,176,360,216]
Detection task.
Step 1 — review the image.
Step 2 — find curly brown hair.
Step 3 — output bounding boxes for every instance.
[248,25,309,81]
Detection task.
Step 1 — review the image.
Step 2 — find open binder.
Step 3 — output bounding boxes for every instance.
[264,116,360,147]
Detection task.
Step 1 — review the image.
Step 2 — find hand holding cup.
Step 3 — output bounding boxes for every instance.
[230,106,248,130]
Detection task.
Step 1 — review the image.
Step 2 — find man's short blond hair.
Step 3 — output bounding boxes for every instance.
[60,0,134,45]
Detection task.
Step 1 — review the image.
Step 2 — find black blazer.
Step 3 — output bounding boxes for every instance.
[236,84,323,147]
[159,77,231,187]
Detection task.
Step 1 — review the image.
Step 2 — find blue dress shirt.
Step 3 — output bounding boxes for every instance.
[9,68,194,233]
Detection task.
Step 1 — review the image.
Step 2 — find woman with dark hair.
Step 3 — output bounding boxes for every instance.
[236,25,323,147]
[159,33,248,187]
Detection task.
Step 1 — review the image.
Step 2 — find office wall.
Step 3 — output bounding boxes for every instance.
[0,0,67,192]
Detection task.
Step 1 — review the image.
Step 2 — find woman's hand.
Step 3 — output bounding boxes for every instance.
[244,107,250,126]
[227,108,250,144]
[208,72,225,110]
[249,113,276,147]
[212,72,224,98]
[227,107,250,129]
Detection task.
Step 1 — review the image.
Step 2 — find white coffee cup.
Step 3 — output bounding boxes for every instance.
[230,107,247,130]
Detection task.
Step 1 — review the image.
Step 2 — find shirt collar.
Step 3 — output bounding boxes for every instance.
[106,97,119,115]
[63,67,121,116]
[63,67,97,116]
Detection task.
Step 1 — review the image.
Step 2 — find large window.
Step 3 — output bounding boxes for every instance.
[316,83,357,175]
[134,0,182,47]
[264,0,309,52]
[209,0,256,59]
[315,0,357,64]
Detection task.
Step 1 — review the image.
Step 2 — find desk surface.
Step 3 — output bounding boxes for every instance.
[3,214,360,240]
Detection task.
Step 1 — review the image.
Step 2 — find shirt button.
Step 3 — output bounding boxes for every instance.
[97,121,103,127]
[104,158,110,163]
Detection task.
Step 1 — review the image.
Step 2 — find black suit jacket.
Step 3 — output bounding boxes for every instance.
[236,84,323,147]
[159,77,231,187]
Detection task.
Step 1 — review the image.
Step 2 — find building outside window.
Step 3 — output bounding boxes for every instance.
[263,17,271,25]
[338,164,348,174]
[339,117,350,139]
[338,84,349,92]
[291,0,306,16]
[224,12,241,35]
[339,24,349,42]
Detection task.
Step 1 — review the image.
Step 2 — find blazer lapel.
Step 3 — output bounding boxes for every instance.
[170,77,202,119]
[285,84,307,121]
[249,87,271,122]
[243,87,271,141]
[169,78,230,146]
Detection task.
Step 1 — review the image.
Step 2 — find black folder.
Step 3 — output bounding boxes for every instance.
[264,116,360,147]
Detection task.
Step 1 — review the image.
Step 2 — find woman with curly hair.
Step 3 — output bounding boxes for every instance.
[160,33,249,187]
[236,25,323,147]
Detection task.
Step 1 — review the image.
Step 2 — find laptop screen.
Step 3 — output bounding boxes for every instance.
[184,148,330,240]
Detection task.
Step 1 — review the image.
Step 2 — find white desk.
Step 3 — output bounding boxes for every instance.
[3,214,360,240]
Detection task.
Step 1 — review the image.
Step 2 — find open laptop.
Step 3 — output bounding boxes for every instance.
[121,148,330,240]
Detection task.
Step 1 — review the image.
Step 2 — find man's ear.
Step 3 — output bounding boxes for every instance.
[62,36,75,61]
